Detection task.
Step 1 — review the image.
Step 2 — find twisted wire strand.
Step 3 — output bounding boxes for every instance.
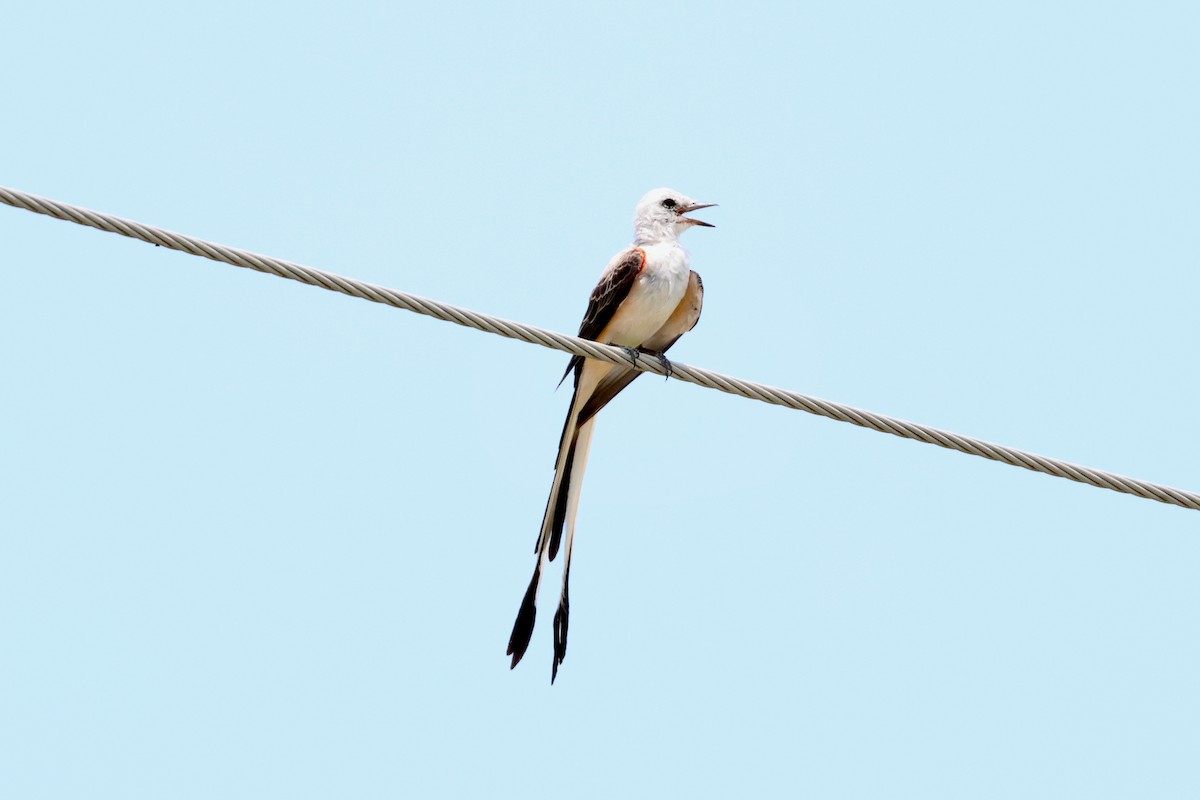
[2,185,1196,512]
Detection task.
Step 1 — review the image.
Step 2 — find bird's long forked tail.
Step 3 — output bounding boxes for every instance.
[551,417,594,682]
[506,386,597,676]
[507,377,585,671]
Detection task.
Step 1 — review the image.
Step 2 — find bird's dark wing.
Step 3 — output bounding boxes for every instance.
[575,270,703,424]
[557,247,646,388]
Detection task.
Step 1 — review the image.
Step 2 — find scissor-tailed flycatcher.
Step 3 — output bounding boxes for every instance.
[506,187,714,682]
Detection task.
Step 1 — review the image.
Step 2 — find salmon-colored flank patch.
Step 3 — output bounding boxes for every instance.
[634,247,647,272]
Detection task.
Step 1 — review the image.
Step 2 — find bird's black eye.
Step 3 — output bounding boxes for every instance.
[661,198,677,209]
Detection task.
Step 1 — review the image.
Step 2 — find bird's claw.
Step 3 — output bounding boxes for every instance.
[655,352,674,380]
[636,348,674,380]
[621,346,673,379]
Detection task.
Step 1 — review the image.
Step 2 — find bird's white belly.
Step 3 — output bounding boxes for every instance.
[602,244,690,347]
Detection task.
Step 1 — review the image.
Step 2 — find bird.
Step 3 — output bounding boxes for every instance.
[506,187,715,682]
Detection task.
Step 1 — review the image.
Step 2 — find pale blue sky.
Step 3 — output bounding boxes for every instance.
[3,2,1198,797]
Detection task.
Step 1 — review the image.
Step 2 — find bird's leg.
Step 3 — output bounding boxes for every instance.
[638,348,674,380]
[657,353,674,380]
[620,346,641,368]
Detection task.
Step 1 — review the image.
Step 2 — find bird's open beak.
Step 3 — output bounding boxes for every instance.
[679,202,716,227]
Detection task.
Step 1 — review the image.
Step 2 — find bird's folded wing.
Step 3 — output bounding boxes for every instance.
[558,247,646,388]
[576,270,704,425]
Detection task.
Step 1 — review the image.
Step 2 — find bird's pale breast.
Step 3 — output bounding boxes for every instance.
[601,242,690,347]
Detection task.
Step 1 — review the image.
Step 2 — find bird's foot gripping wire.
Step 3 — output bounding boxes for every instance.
[639,348,674,380]
[619,346,673,379]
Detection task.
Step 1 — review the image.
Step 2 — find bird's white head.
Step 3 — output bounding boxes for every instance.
[633,188,716,245]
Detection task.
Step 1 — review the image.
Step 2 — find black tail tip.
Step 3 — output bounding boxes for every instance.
[507,608,536,669]
[506,569,540,669]
[551,598,570,683]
